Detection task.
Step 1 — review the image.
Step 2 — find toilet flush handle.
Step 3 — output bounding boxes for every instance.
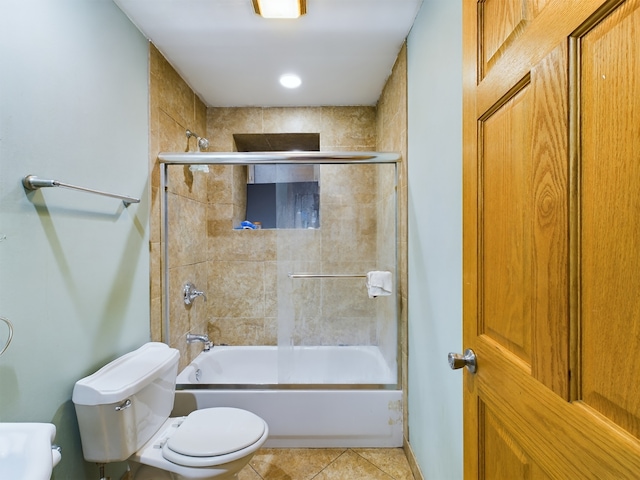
[115,399,132,411]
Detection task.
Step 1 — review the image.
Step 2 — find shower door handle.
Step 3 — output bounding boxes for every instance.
[448,349,477,374]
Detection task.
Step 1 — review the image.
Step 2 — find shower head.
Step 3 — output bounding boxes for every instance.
[185,129,209,152]
[197,137,209,150]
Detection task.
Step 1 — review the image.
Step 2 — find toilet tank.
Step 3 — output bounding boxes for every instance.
[72,342,180,463]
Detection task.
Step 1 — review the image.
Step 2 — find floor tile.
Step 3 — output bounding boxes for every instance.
[352,448,415,480]
[238,465,263,480]
[238,447,415,480]
[249,448,346,480]
[312,450,395,480]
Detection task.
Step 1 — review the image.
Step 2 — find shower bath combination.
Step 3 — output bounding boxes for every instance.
[159,150,402,447]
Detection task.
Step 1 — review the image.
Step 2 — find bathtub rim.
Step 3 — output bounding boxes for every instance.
[176,344,399,390]
[176,382,400,391]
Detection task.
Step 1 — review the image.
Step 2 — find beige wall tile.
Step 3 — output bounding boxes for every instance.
[206,165,235,204]
[262,107,324,133]
[168,262,208,367]
[208,261,266,318]
[167,163,209,202]
[207,107,263,151]
[321,278,377,319]
[150,46,195,129]
[150,185,161,244]
[209,317,272,346]
[209,229,277,262]
[320,164,378,205]
[321,106,376,149]
[166,193,207,267]
[275,229,322,262]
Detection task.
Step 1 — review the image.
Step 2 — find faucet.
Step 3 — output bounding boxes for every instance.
[186,333,213,352]
[183,283,207,305]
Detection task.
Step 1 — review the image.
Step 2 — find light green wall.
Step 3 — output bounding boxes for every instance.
[0,0,150,478]
[407,1,463,478]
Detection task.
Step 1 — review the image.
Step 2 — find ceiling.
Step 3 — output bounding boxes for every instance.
[112,0,424,107]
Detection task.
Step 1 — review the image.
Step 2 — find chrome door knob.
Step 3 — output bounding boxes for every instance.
[448,348,477,373]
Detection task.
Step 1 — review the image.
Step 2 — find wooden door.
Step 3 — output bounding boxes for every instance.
[462,0,640,477]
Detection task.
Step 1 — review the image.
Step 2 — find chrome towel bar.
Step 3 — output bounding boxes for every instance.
[22,174,140,205]
[288,273,367,279]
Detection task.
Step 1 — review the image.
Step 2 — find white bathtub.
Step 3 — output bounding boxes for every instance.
[173,345,402,447]
[176,345,396,385]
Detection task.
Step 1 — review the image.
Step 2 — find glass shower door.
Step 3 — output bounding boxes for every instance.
[276,162,398,386]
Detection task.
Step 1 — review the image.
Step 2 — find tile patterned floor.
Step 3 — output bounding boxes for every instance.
[238,448,415,480]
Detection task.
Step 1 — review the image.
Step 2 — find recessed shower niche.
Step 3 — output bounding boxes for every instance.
[235,133,320,230]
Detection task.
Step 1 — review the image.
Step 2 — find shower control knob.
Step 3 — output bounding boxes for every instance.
[448,349,477,373]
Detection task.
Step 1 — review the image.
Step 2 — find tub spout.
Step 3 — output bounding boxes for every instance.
[187,333,213,352]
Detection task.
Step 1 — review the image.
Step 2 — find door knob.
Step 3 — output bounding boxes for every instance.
[448,348,477,373]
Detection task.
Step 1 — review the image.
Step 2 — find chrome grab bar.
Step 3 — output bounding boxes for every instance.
[22,174,140,206]
[288,273,367,279]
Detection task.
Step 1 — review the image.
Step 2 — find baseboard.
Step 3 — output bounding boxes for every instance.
[403,436,425,480]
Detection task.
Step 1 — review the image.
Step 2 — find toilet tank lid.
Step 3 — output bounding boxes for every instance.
[72,342,179,406]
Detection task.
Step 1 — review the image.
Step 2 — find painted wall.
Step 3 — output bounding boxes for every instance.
[0,1,150,478]
[407,1,464,479]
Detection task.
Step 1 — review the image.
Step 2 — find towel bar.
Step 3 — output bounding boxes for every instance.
[22,175,140,206]
[288,273,367,279]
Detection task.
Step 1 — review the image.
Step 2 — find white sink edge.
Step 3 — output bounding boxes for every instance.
[0,422,58,480]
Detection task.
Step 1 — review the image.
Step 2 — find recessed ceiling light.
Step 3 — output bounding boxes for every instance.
[252,0,306,19]
[280,73,302,89]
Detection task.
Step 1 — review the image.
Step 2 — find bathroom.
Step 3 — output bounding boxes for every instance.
[0,1,462,479]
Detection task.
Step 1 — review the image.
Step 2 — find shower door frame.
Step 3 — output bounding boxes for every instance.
[159,151,401,391]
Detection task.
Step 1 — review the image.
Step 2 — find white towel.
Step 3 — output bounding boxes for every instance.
[366,271,392,298]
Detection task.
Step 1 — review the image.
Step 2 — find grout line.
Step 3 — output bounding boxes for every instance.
[350,449,397,479]
[309,448,351,479]
[248,463,264,480]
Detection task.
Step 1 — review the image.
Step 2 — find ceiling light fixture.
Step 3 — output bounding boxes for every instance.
[252,0,306,19]
[280,73,302,89]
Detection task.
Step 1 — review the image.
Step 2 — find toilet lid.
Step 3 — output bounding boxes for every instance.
[166,408,266,458]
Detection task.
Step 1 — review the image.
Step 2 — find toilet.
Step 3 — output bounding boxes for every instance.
[72,342,268,480]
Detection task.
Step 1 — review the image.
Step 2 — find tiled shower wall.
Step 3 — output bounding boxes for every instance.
[148,43,408,386]
[149,44,209,364]
[203,108,392,354]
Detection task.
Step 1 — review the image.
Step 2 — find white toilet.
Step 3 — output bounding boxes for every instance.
[72,342,268,480]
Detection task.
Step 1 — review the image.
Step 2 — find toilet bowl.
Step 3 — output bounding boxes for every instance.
[130,408,268,480]
[72,342,269,480]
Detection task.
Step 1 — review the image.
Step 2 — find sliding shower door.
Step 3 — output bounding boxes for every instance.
[276,162,398,386]
[161,155,399,387]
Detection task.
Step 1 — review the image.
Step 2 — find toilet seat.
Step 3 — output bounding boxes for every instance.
[161,408,267,468]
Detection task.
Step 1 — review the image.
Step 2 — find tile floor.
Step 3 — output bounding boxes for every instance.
[238,448,415,480]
